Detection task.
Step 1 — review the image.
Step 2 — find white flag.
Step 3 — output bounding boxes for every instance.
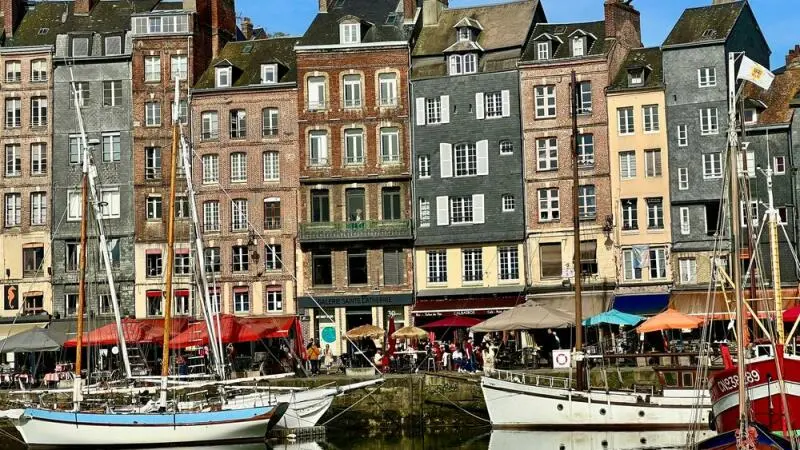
[737,55,774,90]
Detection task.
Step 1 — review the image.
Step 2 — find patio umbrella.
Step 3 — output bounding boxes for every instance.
[422,315,482,329]
[471,301,574,332]
[345,324,385,340]
[0,327,66,353]
[385,316,396,357]
[392,326,428,340]
[636,308,704,333]
[583,309,643,327]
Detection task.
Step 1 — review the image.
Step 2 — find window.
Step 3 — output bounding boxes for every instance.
[201,111,219,140]
[381,187,401,221]
[646,198,664,229]
[208,287,221,313]
[502,194,515,212]
[679,258,697,284]
[174,290,190,316]
[264,244,282,270]
[102,35,121,55]
[620,199,638,230]
[498,246,519,281]
[102,238,121,269]
[680,206,690,235]
[146,252,163,277]
[536,41,550,60]
[312,251,333,286]
[344,128,364,164]
[779,207,789,225]
[69,82,89,108]
[260,64,277,84]
[580,240,598,275]
[263,151,279,181]
[426,97,441,124]
[343,74,362,108]
[174,195,189,219]
[536,137,558,171]
[233,289,250,313]
[642,104,659,132]
[427,250,447,283]
[4,193,20,227]
[65,241,80,272]
[307,76,326,110]
[5,144,20,176]
[31,97,47,127]
[698,67,716,88]
[145,101,161,126]
[678,167,689,190]
[418,155,430,178]
[5,98,20,128]
[102,132,120,162]
[703,153,723,179]
[743,108,757,125]
[98,295,112,315]
[266,290,283,312]
[741,200,759,227]
[262,108,279,137]
[383,248,404,286]
[534,85,556,118]
[264,199,281,229]
[499,140,513,155]
[99,188,120,218]
[700,108,719,135]
[347,249,368,285]
[380,127,400,163]
[65,294,78,316]
[232,245,249,272]
[644,149,662,177]
[419,198,430,227]
[311,190,330,222]
[649,247,667,280]
[31,59,47,82]
[622,249,643,281]
[174,252,190,275]
[204,247,220,273]
[617,107,634,135]
[175,99,188,125]
[146,196,162,220]
[103,80,122,106]
[229,109,246,139]
[677,124,688,147]
[215,67,231,88]
[454,143,477,176]
[578,185,596,219]
[705,201,721,236]
[577,81,592,114]
[30,143,46,175]
[458,27,470,41]
[449,54,462,75]
[538,188,560,221]
[577,134,594,166]
[738,150,755,178]
[485,91,503,118]
[203,201,220,232]
[5,61,20,83]
[462,248,483,282]
[202,154,218,183]
[379,73,397,106]
[768,156,785,176]
[346,188,365,222]
[230,152,247,182]
[144,56,161,82]
[629,69,644,86]
[450,196,473,224]
[309,130,328,166]
[67,190,82,220]
[540,242,562,278]
[170,55,188,80]
[231,199,249,231]
[340,23,360,44]
[619,151,636,179]
[145,147,161,180]
[572,37,584,57]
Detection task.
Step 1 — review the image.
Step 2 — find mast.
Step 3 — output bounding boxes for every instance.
[765,167,785,343]
[73,130,89,411]
[570,70,586,391]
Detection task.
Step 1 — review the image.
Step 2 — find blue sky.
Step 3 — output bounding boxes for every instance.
[237,0,794,69]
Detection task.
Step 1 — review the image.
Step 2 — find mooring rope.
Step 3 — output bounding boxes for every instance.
[320,385,380,426]
[429,385,490,423]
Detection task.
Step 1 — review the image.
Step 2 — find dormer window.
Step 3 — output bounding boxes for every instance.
[743,108,757,125]
[537,42,550,60]
[458,27,471,42]
[261,64,277,84]
[71,37,89,57]
[340,22,360,44]
[449,53,477,76]
[216,67,231,88]
[628,69,645,87]
[572,37,584,57]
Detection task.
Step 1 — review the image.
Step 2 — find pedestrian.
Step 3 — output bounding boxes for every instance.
[323,344,333,371]
[453,347,464,373]
[307,340,321,375]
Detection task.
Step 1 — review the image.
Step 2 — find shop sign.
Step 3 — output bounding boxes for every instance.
[298,293,412,309]
[3,285,18,311]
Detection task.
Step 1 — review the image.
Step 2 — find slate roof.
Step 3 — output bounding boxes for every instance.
[297,0,414,46]
[6,0,160,47]
[608,47,663,92]
[743,67,800,126]
[520,21,608,62]
[662,1,745,47]
[194,37,298,90]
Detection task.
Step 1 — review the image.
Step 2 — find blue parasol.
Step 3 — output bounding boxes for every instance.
[582,309,643,327]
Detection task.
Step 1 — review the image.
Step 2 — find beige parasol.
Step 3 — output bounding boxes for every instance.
[391,326,429,340]
[344,324,385,339]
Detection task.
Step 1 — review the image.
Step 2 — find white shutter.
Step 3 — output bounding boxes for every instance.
[475,92,485,120]
[472,194,484,224]
[308,81,320,106]
[436,196,449,226]
[440,95,450,123]
[415,97,426,126]
[476,140,489,175]
[439,143,452,178]
[501,89,511,117]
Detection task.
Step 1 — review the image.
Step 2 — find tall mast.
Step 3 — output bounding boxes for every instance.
[73,126,89,411]
[764,166,785,343]
[570,70,586,391]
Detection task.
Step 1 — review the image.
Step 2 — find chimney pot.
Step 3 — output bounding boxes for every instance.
[423,0,447,27]
[74,0,97,15]
[403,0,416,21]
[319,0,328,13]
[786,44,800,70]
[242,16,253,40]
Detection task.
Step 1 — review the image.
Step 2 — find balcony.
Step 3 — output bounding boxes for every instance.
[299,219,412,243]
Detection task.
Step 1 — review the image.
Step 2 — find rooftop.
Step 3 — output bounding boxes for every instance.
[743,66,800,126]
[520,20,608,62]
[662,1,745,47]
[608,47,663,92]
[297,0,414,47]
[194,36,298,90]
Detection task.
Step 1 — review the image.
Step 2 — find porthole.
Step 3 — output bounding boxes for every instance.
[599,408,606,415]
[559,445,566,450]
[641,438,647,445]
[601,440,609,447]
[638,410,645,417]
[557,404,564,411]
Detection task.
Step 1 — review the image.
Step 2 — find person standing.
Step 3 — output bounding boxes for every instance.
[307,341,321,375]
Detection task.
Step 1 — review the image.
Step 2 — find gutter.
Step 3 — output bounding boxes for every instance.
[295,41,409,52]
[192,82,297,95]
[0,45,53,54]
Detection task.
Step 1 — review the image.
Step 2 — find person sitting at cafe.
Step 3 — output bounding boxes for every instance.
[452,347,464,373]
[373,349,385,372]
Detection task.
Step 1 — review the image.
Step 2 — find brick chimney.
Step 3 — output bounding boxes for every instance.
[319,0,328,13]
[787,45,800,70]
[241,17,253,40]
[403,0,416,21]
[604,0,641,49]
[423,0,447,27]
[74,0,97,15]
[2,0,25,40]
[211,0,236,58]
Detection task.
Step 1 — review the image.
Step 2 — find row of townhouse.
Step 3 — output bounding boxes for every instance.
[0,0,798,355]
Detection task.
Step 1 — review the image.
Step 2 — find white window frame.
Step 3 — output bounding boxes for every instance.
[102,132,121,162]
[642,104,659,133]
[578,185,596,219]
[215,67,231,88]
[572,37,584,57]
[380,127,400,163]
[261,64,277,84]
[498,246,519,281]
[146,195,162,220]
[426,250,447,284]
[144,55,161,82]
[31,97,47,127]
[203,201,220,232]
[266,290,283,313]
[343,74,362,108]
[698,67,717,88]
[644,149,662,178]
[31,59,47,82]
[743,108,757,125]
[449,196,473,224]
[453,143,477,177]
[774,156,786,175]
[426,97,442,124]
[171,55,188,81]
[418,198,430,227]
[738,150,756,178]
[534,85,556,119]
[649,247,668,280]
[344,128,364,165]
[67,190,82,221]
[538,188,560,222]
[622,249,643,281]
[4,193,21,227]
[678,167,689,190]
[5,144,21,177]
[620,199,638,231]
[5,61,20,83]
[201,111,219,140]
[703,153,723,179]
[677,124,688,147]
[30,143,46,175]
[485,91,503,118]
[577,81,592,114]
[462,53,477,74]
[740,200,759,228]
[340,23,361,44]
[309,130,329,166]
[536,41,549,60]
[418,155,430,178]
[462,248,483,283]
[499,140,513,155]
[679,258,697,284]
[619,151,636,179]
[99,187,120,219]
[263,151,279,181]
[502,194,515,212]
[618,106,634,135]
[233,289,250,313]
[145,101,161,127]
[307,76,326,110]
[536,137,558,171]
[202,154,219,184]
[646,198,664,230]
[378,73,398,106]
[230,152,247,182]
[231,199,249,231]
[679,206,690,235]
[700,108,719,135]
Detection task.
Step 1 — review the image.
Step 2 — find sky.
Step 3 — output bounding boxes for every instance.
[236,0,796,69]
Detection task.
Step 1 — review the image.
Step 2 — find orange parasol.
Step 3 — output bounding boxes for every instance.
[636,308,704,333]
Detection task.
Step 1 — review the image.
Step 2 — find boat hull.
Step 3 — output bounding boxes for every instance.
[481,376,711,430]
[488,429,715,449]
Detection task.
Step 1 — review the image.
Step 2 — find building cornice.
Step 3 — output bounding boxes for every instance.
[295,41,409,53]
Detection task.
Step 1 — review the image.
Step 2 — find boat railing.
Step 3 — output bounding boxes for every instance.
[490,369,574,389]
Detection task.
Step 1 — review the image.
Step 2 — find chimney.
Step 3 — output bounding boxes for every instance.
[604,0,641,49]
[2,0,24,40]
[712,0,737,4]
[211,0,236,58]
[787,45,800,70]
[241,17,253,40]
[74,0,97,15]
[182,0,197,12]
[423,0,447,27]
[319,0,328,13]
[403,0,416,21]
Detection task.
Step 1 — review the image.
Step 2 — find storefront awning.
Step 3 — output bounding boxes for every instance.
[412,297,523,316]
[670,290,783,320]
[0,322,47,344]
[612,293,670,316]
[235,316,297,342]
[534,291,609,318]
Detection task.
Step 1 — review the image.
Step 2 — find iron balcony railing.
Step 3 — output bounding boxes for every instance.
[299,219,412,242]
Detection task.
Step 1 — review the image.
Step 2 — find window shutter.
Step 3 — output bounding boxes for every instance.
[436,196,449,226]
[383,249,403,285]
[415,97,426,126]
[501,90,511,117]
[472,194,484,224]
[440,95,450,123]
[655,151,662,175]
[476,140,489,175]
[439,143,452,178]
[475,92,485,120]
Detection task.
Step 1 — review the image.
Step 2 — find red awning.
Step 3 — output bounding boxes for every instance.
[412,297,523,316]
[420,315,482,328]
[64,319,148,347]
[169,315,239,349]
[138,318,189,344]
[235,316,297,343]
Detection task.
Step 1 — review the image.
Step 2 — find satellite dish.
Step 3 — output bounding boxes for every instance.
[111,346,119,355]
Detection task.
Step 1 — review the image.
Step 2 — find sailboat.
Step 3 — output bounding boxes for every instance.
[479,71,712,430]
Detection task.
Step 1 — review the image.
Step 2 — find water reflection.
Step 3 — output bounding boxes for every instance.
[487,430,714,449]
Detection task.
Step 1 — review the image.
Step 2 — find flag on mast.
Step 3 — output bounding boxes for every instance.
[737,55,775,90]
